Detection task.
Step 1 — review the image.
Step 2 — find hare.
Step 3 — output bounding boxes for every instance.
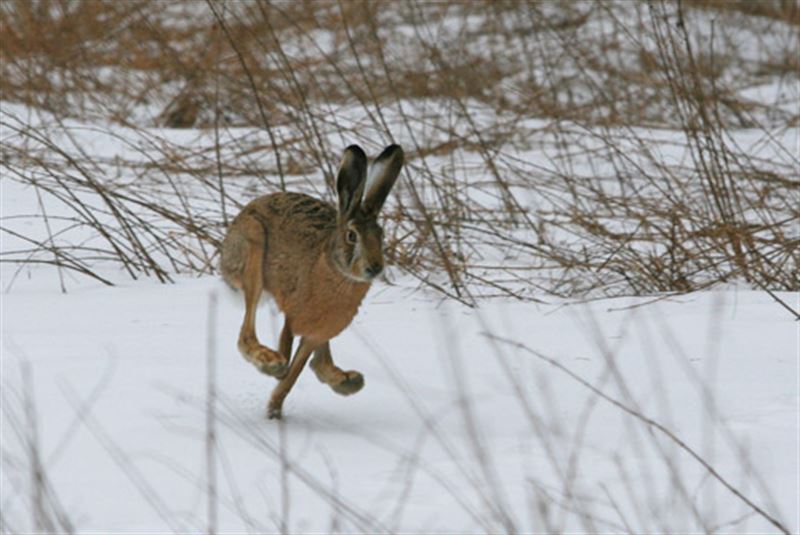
[219,144,404,419]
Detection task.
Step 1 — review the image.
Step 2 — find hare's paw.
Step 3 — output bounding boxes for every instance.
[331,371,364,396]
[267,400,283,420]
[255,348,289,378]
[245,346,288,378]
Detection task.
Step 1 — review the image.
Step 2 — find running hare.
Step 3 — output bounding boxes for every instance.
[220,144,404,419]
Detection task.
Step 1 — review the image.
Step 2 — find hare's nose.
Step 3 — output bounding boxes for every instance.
[365,264,383,278]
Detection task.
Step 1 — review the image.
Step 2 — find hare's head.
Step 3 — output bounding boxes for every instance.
[331,144,404,283]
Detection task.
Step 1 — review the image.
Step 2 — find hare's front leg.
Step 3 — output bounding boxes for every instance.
[268,336,318,419]
[238,245,288,378]
[310,342,364,396]
[279,319,294,361]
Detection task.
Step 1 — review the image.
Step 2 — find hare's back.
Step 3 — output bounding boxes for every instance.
[219,192,335,288]
[252,192,336,246]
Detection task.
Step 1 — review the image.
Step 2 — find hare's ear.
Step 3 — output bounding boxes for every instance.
[363,144,404,217]
[336,145,367,219]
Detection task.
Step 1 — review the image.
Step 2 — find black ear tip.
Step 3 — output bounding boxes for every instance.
[344,144,367,161]
[380,144,404,163]
[386,144,403,155]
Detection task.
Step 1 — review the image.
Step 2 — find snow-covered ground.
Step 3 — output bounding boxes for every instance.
[2,263,797,532]
[1,4,798,529]
[1,91,797,532]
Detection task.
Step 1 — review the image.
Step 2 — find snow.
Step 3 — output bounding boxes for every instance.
[2,268,797,533]
[1,3,797,528]
[1,94,797,531]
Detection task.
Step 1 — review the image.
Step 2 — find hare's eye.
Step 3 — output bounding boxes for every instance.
[346,230,358,244]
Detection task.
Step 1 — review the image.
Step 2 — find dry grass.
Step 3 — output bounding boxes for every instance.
[2,4,796,532]
[1,0,797,301]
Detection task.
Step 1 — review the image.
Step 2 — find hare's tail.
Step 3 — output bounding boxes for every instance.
[219,225,248,289]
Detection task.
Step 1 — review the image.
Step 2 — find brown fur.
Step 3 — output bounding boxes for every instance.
[219,144,404,419]
[221,193,370,341]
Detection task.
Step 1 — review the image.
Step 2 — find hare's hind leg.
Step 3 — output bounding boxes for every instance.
[237,229,288,378]
[310,342,364,396]
[268,336,318,419]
